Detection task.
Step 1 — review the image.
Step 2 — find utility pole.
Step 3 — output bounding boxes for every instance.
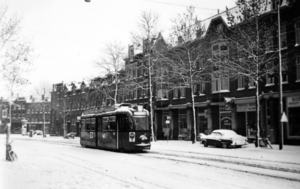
[277,0,284,150]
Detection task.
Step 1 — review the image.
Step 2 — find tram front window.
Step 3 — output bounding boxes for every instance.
[133,116,149,130]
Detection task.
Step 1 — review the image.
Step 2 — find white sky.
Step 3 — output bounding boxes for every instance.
[0,0,236,100]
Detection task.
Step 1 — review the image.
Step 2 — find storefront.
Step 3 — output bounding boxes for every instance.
[235,97,256,140]
[286,96,300,141]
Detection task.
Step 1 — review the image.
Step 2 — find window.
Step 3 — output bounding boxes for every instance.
[180,87,185,98]
[216,23,223,33]
[85,119,91,131]
[193,84,197,96]
[90,118,95,131]
[133,89,137,99]
[280,25,287,48]
[157,84,168,100]
[296,56,300,81]
[212,74,229,92]
[249,79,256,88]
[173,88,178,99]
[199,83,205,95]
[102,117,109,131]
[296,21,300,45]
[237,75,245,90]
[267,30,274,52]
[282,58,288,83]
[266,62,275,85]
[108,116,116,131]
[133,116,149,130]
[179,114,187,135]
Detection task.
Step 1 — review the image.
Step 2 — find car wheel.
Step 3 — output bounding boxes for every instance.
[222,143,228,149]
[204,141,208,147]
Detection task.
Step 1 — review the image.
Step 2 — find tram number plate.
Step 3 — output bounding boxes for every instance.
[90,132,94,139]
[129,132,135,142]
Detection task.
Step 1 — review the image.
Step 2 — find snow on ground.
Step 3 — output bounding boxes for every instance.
[1,136,299,189]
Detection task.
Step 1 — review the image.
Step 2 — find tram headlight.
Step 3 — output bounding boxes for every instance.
[139,134,148,143]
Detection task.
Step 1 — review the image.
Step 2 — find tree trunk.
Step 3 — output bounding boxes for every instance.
[255,81,260,147]
[148,56,155,142]
[191,90,197,144]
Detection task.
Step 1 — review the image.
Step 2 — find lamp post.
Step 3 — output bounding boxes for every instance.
[277,1,284,150]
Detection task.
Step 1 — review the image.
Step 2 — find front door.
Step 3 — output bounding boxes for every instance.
[101,116,117,149]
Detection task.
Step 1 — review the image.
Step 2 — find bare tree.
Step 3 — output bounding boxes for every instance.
[209,0,279,147]
[94,41,125,105]
[0,4,33,159]
[157,6,208,143]
[129,11,162,142]
[130,11,160,48]
[168,5,205,46]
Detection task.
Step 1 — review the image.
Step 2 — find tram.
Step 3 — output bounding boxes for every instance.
[80,103,151,151]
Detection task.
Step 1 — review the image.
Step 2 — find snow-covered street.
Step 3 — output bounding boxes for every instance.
[1,135,299,189]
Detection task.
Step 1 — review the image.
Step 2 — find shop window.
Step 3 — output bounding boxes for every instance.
[179,114,187,135]
[288,107,300,137]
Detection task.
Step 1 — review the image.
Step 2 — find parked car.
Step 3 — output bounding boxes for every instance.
[200,129,248,148]
[34,130,43,135]
[197,133,206,144]
[64,132,75,139]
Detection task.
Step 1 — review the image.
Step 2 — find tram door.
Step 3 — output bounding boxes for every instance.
[101,116,118,149]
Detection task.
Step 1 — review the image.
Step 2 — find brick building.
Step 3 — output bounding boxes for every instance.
[124,0,300,145]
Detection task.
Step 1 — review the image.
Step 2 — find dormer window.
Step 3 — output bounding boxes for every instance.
[216,23,223,33]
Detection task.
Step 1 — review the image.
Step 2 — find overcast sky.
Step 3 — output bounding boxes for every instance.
[0,0,236,100]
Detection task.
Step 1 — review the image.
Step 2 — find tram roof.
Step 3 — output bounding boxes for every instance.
[81,103,148,117]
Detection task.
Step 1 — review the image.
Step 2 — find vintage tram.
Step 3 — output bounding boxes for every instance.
[80,103,151,151]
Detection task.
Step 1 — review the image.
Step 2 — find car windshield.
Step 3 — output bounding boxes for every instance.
[133,116,149,131]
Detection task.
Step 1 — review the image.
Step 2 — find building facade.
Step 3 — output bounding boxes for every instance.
[124,1,300,145]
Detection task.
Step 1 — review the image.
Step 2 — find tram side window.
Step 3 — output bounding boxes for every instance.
[97,117,102,131]
[81,119,86,131]
[109,116,116,131]
[85,118,91,131]
[103,117,109,131]
[90,118,95,131]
